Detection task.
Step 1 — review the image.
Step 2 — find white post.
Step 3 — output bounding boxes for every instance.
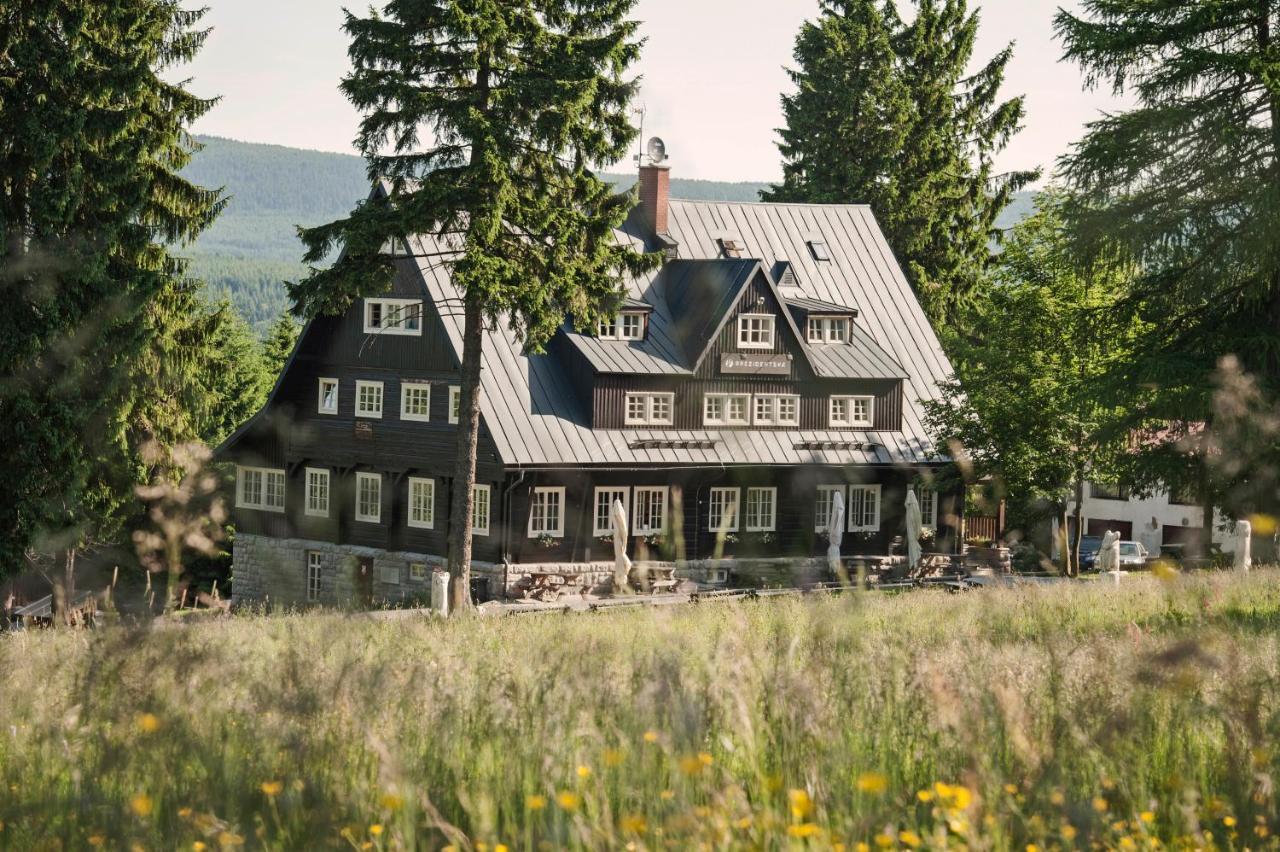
[432,571,450,616]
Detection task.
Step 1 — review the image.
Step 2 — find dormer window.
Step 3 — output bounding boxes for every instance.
[807,316,850,343]
[737,314,775,349]
[597,310,647,341]
[719,237,745,258]
[364,298,422,335]
[808,239,831,261]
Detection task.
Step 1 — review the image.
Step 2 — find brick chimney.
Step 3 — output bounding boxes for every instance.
[638,163,671,236]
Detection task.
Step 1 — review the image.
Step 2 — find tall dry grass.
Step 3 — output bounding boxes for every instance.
[3,571,1280,850]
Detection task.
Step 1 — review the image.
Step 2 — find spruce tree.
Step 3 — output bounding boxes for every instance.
[0,1,222,594]
[291,0,654,611]
[766,0,1036,325]
[1056,0,1280,526]
[261,311,300,378]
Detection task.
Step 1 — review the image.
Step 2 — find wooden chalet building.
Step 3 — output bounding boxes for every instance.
[218,165,961,606]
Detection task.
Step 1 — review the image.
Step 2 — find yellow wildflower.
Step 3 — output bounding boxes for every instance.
[576,765,592,779]
[88,836,105,847]
[917,789,934,802]
[697,751,714,766]
[1092,797,1109,813]
[369,824,383,836]
[130,794,153,818]
[193,843,207,851]
[1062,824,1078,841]
[1004,784,1018,795]
[659,789,675,801]
[556,791,580,811]
[217,831,244,847]
[788,823,821,838]
[789,788,814,819]
[380,793,404,811]
[620,814,647,834]
[1141,811,1156,824]
[642,730,659,743]
[679,755,704,775]
[1224,816,1237,828]
[1119,838,1136,850]
[136,713,161,734]
[495,846,509,852]
[874,833,895,848]
[260,781,283,797]
[899,829,921,847]
[1050,790,1066,806]
[856,772,888,795]
[735,816,753,830]
[525,794,546,811]
[856,844,870,852]
[1026,845,1040,852]
[178,807,193,819]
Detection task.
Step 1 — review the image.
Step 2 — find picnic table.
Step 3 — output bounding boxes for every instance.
[630,565,678,595]
[524,572,575,602]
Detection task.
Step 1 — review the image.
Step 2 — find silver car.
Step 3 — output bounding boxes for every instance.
[1117,541,1150,568]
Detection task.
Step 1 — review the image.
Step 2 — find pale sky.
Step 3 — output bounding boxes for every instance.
[185,0,1121,184]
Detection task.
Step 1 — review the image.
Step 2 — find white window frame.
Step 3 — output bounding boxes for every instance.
[236,466,285,513]
[409,563,428,582]
[363,297,423,336]
[318,378,339,415]
[918,488,938,532]
[737,313,775,349]
[597,316,618,338]
[633,486,668,535]
[745,487,777,532]
[753,394,800,427]
[407,476,435,530]
[355,380,384,419]
[527,486,566,538]
[593,487,630,537]
[623,392,674,426]
[848,484,882,532]
[448,385,461,424]
[355,471,382,523]
[815,485,845,533]
[830,395,873,428]
[808,316,849,343]
[703,393,750,427]
[806,317,823,342]
[304,467,330,518]
[400,382,431,422]
[472,484,491,536]
[808,239,831,261]
[619,312,645,340]
[306,551,322,601]
[708,487,740,533]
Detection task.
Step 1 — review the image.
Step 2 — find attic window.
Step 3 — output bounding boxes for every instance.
[777,262,798,288]
[807,316,850,344]
[719,238,745,258]
[597,311,646,341]
[364,298,422,335]
[807,239,831,261]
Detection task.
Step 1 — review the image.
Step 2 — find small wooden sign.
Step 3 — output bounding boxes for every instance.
[721,352,791,375]
[354,422,374,440]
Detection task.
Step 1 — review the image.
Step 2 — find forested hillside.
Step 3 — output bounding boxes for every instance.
[181,135,1032,334]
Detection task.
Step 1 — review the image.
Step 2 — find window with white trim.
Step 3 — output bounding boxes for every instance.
[407,477,435,529]
[306,551,322,601]
[448,385,461,424]
[355,472,381,523]
[624,392,674,426]
[472,484,491,536]
[593,487,629,536]
[305,468,329,518]
[528,487,566,537]
[633,486,668,535]
[807,317,849,343]
[355,380,384,419]
[815,485,845,532]
[918,488,938,531]
[830,395,873,428]
[409,563,428,582]
[598,311,646,340]
[737,314,775,349]
[703,393,750,426]
[401,383,431,421]
[745,487,777,532]
[363,298,422,335]
[318,378,339,414]
[848,484,881,532]
[708,487,740,533]
[753,394,800,426]
[237,466,286,512]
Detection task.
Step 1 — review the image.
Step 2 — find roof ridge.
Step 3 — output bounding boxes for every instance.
[669,198,874,210]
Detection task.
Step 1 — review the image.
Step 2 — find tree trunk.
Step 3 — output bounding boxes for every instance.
[1057,504,1070,575]
[1069,474,1085,577]
[446,292,485,613]
[51,547,75,626]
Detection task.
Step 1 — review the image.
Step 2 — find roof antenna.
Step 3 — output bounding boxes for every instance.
[633,104,646,171]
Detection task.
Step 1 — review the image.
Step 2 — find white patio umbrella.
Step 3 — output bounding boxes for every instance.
[612,498,633,594]
[1233,519,1252,572]
[905,489,922,572]
[827,490,845,573]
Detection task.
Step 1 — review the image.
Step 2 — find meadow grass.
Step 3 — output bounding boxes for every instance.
[3,570,1280,850]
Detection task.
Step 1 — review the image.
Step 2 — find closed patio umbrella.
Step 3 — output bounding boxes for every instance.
[905,490,922,572]
[612,498,633,594]
[827,490,845,574]
[1234,519,1252,572]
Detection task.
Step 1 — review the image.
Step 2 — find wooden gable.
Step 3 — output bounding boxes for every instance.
[691,267,816,383]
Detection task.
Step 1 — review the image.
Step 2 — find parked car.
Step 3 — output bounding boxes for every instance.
[1117,540,1150,568]
[1078,535,1103,570]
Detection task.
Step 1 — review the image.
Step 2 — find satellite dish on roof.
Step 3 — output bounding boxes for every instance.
[646,136,668,164]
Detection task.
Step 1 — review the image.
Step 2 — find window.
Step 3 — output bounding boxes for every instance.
[401,383,431,421]
[472,484,491,536]
[305,468,330,518]
[306,551,322,601]
[807,317,850,343]
[815,485,845,532]
[830,395,873,428]
[753,394,800,427]
[597,312,646,340]
[624,392,674,426]
[355,472,381,523]
[407,477,435,529]
[318,378,339,414]
[807,317,823,342]
[1091,480,1131,501]
[808,239,831,261]
[719,237,745,258]
[363,298,422,335]
[237,466,285,512]
[918,488,938,531]
[703,393,750,426]
[1169,482,1198,506]
[708,487,740,533]
[448,385,461,424]
[355,380,384,419]
[409,563,428,582]
[633,486,668,534]
[593,487,630,536]
[745,487,777,532]
[528,487,566,537]
[597,316,617,338]
[848,484,881,532]
[737,314,775,349]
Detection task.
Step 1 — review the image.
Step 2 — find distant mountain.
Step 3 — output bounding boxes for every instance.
[181,135,1035,333]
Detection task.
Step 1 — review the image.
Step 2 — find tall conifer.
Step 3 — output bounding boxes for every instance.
[291,0,653,611]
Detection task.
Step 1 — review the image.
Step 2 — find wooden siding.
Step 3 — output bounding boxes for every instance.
[693,272,811,381]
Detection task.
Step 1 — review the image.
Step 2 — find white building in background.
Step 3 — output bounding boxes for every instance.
[1063,480,1229,554]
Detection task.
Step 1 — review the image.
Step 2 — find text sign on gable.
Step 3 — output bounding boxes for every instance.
[720,352,792,376]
